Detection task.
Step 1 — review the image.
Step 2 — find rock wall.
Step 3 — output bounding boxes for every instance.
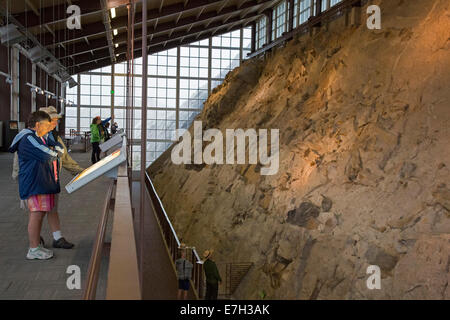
[149,0,450,299]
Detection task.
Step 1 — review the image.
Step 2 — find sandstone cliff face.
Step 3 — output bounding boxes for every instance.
[149,0,450,299]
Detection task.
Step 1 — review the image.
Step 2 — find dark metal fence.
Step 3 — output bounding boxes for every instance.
[218,262,254,299]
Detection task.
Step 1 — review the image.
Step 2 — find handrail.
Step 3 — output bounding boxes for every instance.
[145,172,181,247]
[145,172,204,299]
[83,180,115,300]
[83,161,140,300]
[106,173,141,299]
[144,173,258,299]
[68,129,91,152]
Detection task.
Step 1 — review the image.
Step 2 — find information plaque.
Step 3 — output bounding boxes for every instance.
[100,132,125,153]
[65,137,127,194]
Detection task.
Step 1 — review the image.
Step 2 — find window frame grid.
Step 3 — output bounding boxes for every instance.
[66,28,251,168]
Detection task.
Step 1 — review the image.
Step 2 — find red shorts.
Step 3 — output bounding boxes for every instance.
[27,194,55,212]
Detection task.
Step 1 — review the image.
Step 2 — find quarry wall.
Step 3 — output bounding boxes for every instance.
[149,0,450,299]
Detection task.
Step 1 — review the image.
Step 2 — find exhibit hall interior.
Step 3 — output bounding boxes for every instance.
[0,0,448,303]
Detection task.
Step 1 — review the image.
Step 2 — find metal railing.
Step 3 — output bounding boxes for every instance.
[83,132,92,152]
[219,262,254,299]
[82,161,141,300]
[144,173,255,300]
[144,172,204,299]
[68,129,91,152]
[83,180,115,300]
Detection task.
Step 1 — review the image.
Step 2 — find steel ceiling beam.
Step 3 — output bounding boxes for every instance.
[41,0,228,47]
[14,0,103,29]
[55,0,272,58]
[66,9,261,68]
[100,0,116,64]
[0,5,68,82]
[71,21,250,74]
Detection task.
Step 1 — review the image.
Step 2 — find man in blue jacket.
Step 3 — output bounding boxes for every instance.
[9,111,63,260]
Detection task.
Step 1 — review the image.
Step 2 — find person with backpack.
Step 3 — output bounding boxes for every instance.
[90,116,112,163]
[8,111,63,260]
[175,244,193,300]
[98,117,112,143]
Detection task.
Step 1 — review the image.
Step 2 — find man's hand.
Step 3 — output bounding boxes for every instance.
[55,146,65,154]
[73,168,85,176]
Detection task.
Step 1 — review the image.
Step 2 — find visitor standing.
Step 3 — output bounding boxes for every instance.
[111,122,118,135]
[104,122,111,141]
[175,244,193,300]
[203,249,222,300]
[90,116,102,164]
[8,111,61,260]
[41,106,84,249]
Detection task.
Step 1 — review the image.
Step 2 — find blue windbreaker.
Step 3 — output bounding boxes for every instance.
[101,117,112,126]
[9,129,61,200]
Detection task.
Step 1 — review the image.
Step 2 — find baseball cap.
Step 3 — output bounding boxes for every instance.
[39,106,62,119]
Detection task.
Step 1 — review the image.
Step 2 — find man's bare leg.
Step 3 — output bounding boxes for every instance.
[47,210,61,232]
[46,210,74,249]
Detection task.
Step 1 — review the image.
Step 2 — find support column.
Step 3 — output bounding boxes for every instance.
[111,63,115,122]
[60,83,65,115]
[315,0,322,16]
[130,3,136,174]
[10,47,19,121]
[207,38,212,96]
[310,0,323,34]
[31,63,36,112]
[59,83,61,113]
[176,46,180,129]
[59,81,66,136]
[348,2,362,27]
[45,74,49,106]
[55,81,59,112]
[77,74,81,132]
[139,0,148,295]
[288,0,295,32]
[239,28,243,63]
[265,9,273,44]
[126,3,132,159]
[250,22,256,53]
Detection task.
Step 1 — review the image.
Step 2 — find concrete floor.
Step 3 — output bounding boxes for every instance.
[0,151,110,300]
